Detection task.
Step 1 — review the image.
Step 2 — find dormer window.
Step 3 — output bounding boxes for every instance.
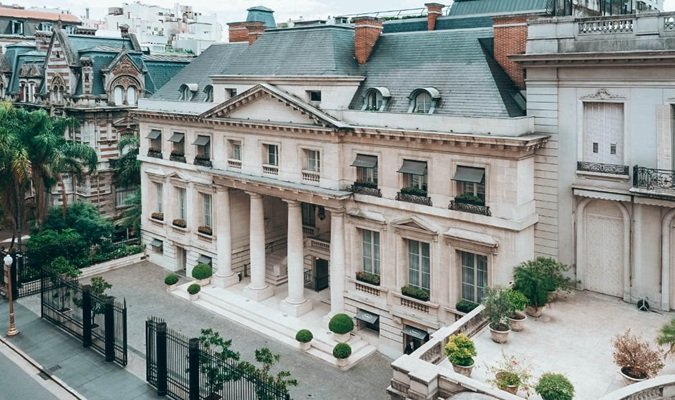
[114,86,124,105]
[408,88,440,114]
[362,87,390,112]
[179,83,197,101]
[11,20,23,35]
[203,85,213,102]
[307,90,322,103]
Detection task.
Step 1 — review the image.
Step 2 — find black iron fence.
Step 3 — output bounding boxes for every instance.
[633,165,675,191]
[0,251,52,299]
[577,161,629,176]
[146,317,291,400]
[41,273,128,366]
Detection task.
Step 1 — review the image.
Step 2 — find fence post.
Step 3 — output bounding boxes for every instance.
[82,285,92,347]
[156,322,167,396]
[188,338,200,400]
[10,252,18,299]
[104,297,115,362]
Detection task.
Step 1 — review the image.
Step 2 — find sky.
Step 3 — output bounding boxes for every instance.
[19,0,675,24]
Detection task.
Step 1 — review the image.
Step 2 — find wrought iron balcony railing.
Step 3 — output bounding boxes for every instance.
[147,150,162,159]
[194,157,212,167]
[350,181,382,197]
[449,200,491,216]
[169,153,186,163]
[633,165,675,191]
[577,161,629,176]
[396,191,432,206]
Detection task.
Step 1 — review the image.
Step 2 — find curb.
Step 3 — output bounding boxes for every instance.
[0,335,86,400]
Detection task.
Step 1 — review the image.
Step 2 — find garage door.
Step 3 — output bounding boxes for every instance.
[584,201,623,298]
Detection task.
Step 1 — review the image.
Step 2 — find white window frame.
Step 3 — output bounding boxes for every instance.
[408,239,430,292]
[580,101,625,165]
[177,187,186,220]
[202,193,212,228]
[361,230,380,275]
[304,149,320,173]
[460,251,488,304]
[155,182,163,213]
[265,143,279,166]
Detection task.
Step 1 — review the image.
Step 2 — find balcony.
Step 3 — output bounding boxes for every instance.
[350,181,382,197]
[228,159,242,169]
[396,188,432,206]
[448,196,491,216]
[147,150,162,159]
[302,171,320,183]
[577,161,629,176]
[169,152,186,163]
[263,164,279,176]
[632,166,675,198]
[194,157,212,168]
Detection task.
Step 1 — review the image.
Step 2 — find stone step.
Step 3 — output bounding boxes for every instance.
[265,252,288,285]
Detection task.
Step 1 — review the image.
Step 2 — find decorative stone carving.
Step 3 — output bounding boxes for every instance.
[111,56,139,77]
[581,88,625,100]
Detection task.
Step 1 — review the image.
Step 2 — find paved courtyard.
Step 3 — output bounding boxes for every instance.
[84,261,393,400]
[444,290,675,399]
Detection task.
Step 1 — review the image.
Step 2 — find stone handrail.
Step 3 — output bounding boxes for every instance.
[598,375,675,400]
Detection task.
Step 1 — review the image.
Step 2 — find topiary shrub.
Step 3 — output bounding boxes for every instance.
[187,283,201,295]
[295,329,313,343]
[333,343,352,359]
[164,273,179,285]
[191,263,212,280]
[535,373,575,400]
[328,313,354,335]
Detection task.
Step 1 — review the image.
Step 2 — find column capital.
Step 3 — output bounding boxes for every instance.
[245,191,263,199]
[215,186,230,194]
[282,199,301,207]
[327,207,346,216]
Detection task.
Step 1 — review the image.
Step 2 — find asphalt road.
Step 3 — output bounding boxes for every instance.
[0,345,58,400]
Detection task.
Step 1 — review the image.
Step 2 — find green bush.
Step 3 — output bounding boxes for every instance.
[42,203,113,247]
[507,289,528,312]
[456,299,479,313]
[513,260,549,308]
[88,243,144,265]
[355,271,380,286]
[400,187,427,196]
[27,228,88,268]
[164,273,179,285]
[187,283,201,295]
[482,287,513,331]
[401,285,430,302]
[328,313,354,334]
[535,373,575,400]
[191,263,212,280]
[295,329,313,343]
[333,343,352,359]
[444,333,477,367]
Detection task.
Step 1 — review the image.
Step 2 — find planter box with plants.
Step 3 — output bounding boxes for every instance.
[187,283,200,300]
[151,212,164,221]
[401,285,430,302]
[396,187,432,206]
[482,287,512,344]
[333,343,352,368]
[164,273,179,292]
[328,313,354,343]
[449,193,491,216]
[172,218,187,228]
[170,153,186,163]
[444,333,476,377]
[350,181,382,197]
[194,157,212,167]
[197,226,213,236]
[295,329,313,351]
[192,263,213,285]
[613,329,663,384]
[355,271,380,286]
[455,299,479,314]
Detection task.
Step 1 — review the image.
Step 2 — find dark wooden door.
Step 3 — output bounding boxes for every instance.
[314,259,329,291]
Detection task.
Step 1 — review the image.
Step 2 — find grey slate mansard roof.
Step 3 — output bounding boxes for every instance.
[221,25,361,76]
[448,0,549,16]
[349,27,524,117]
[152,43,247,102]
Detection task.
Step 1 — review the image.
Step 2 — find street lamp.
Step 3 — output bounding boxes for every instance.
[4,254,18,336]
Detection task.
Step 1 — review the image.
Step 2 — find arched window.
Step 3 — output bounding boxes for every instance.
[179,83,197,101]
[58,86,65,104]
[28,82,35,102]
[114,86,124,105]
[19,82,26,102]
[126,86,137,105]
[408,88,440,114]
[203,85,213,102]
[0,83,5,99]
[362,87,390,112]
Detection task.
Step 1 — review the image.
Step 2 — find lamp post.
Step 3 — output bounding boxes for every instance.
[4,254,18,336]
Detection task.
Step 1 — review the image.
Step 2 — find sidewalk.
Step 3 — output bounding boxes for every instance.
[0,299,157,400]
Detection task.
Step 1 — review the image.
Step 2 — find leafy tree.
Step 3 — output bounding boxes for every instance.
[113,134,140,188]
[197,328,241,397]
[42,202,113,247]
[115,188,141,236]
[26,228,88,268]
[238,348,298,400]
[658,319,675,359]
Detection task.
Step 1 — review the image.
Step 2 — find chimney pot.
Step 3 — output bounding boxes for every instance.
[353,16,382,65]
[425,3,444,31]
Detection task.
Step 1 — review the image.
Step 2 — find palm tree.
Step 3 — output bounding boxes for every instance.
[113,134,140,188]
[0,121,31,250]
[115,187,141,236]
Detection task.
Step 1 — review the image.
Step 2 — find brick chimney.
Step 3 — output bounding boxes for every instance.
[228,22,248,43]
[493,15,528,90]
[354,17,382,65]
[425,3,443,31]
[247,22,265,45]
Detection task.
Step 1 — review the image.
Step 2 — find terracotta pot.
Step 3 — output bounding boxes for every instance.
[298,341,311,351]
[619,367,648,385]
[525,305,546,318]
[489,325,511,344]
[496,372,519,395]
[452,360,474,377]
[508,312,527,332]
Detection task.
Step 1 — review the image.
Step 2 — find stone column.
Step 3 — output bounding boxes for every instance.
[213,188,238,288]
[329,209,346,315]
[281,200,312,316]
[243,192,273,301]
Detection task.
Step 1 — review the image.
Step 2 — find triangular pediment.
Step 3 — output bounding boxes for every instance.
[391,216,438,235]
[106,53,143,76]
[200,83,348,129]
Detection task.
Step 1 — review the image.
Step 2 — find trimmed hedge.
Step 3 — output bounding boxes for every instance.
[192,263,213,280]
[328,313,354,335]
[401,285,430,302]
[187,283,201,295]
[535,373,575,400]
[333,343,352,359]
[456,299,479,313]
[295,329,313,343]
[164,273,179,285]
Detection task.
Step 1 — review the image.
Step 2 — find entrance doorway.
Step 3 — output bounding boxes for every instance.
[314,258,329,291]
[403,325,429,355]
[176,246,186,274]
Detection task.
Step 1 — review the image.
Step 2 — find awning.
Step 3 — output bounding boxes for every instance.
[351,154,377,168]
[146,130,161,140]
[169,133,184,143]
[197,255,212,265]
[398,160,427,175]
[453,166,485,184]
[149,238,163,248]
[193,136,210,146]
[402,325,428,341]
[355,309,379,325]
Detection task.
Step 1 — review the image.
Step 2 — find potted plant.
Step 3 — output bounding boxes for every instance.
[295,329,313,351]
[198,225,213,236]
[355,271,380,286]
[487,352,532,395]
[192,263,213,285]
[513,260,549,317]
[613,329,664,384]
[333,343,352,368]
[444,333,477,377]
[187,283,201,301]
[328,313,354,343]
[172,218,186,228]
[537,257,573,301]
[401,285,430,302]
[151,211,164,221]
[657,318,675,359]
[164,273,179,292]
[454,193,484,205]
[506,289,528,332]
[535,373,575,400]
[482,287,512,344]
[455,299,479,314]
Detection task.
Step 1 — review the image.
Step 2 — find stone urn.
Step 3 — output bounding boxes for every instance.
[507,312,527,332]
[298,341,311,351]
[496,372,519,395]
[489,324,511,344]
[619,367,647,385]
[333,332,351,343]
[197,278,211,286]
[166,283,177,293]
[336,357,349,369]
[189,293,199,301]
[452,360,475,377]
[525,305,546,318]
